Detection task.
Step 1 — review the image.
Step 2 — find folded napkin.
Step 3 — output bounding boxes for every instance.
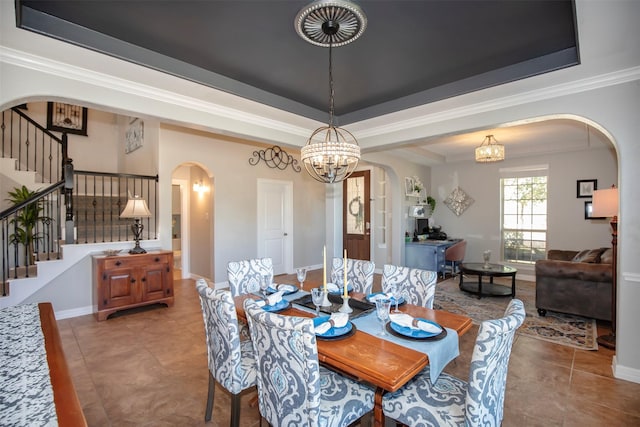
[325,283,340,292]
[256,290,284,307]
[277,284,296,293]
[389,313,441,334]
[314,313,349,335]
[368,293,393,302]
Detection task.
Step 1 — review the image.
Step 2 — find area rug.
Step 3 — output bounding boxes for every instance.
[433,277,598,350]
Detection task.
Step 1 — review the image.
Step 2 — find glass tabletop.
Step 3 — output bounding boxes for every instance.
[461,263,517,274]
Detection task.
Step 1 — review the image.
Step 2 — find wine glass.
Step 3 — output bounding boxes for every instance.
[311,288,324,316]
[375,299,391,336]
[296,267,307,289]
[260,274,270,298]
[388,283,401,313]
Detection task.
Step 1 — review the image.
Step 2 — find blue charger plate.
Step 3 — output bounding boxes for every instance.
[261,299,291,313]
[312,316,356,340]
[366,292,405,306]
[387,318,447,341]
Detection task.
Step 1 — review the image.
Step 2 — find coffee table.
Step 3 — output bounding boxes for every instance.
[459,262,517,299]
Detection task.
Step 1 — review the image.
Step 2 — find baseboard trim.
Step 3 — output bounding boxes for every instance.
[55,305,94,320]
[613,355,640,384]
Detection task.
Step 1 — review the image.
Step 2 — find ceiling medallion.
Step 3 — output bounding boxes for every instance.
[296,0,366,184]
[475,134,505,163]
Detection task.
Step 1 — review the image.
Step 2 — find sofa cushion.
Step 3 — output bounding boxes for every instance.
[600,248,613,264]
[572,248,604,263]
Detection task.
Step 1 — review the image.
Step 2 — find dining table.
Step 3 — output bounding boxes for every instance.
[235,284,473,427]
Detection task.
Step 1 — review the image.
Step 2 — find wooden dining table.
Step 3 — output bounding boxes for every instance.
[235,290,473,427]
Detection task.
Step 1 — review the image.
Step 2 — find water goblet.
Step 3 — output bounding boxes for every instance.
[296,267,307,289]
[388,284,401,313]
[260,274,270,298]
[375,299,391,336]
[311,288,324,316]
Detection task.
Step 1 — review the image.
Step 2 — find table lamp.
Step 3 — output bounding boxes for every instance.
[591,185,618,349]
[120,195,152,254]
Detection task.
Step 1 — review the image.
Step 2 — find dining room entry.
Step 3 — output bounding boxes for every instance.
[343,170,371,260]
[257,179,293,275]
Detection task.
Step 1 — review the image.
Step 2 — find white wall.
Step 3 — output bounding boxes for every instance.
[431,146,617,276]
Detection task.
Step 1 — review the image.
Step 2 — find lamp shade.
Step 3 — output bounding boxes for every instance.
[592,186,618,218]
[475,135,505,162]
[120,196,151,218]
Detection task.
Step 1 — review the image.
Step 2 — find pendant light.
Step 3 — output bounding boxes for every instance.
[296,0,366,183]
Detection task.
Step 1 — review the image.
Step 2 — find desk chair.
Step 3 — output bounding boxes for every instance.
[196,280,257,426]
[243,299,375,427]
[330,257,375,294]
[382,299,525,426]
[382,264,438,308]
[444,240,467,279]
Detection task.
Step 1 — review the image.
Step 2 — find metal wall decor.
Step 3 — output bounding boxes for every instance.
[249,145,301,172]
[444,186,475,216]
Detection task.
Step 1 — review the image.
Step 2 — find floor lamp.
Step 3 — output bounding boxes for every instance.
[592,185,618,349]
[120,195,152,254]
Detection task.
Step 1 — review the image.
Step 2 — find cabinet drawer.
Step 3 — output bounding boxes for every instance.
[103,254,170,270]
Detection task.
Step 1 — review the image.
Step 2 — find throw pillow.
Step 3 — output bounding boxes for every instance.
[572,248,604,263]
[600,248,613,264]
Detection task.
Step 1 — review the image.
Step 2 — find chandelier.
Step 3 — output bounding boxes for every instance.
[296,0,366,183]
[475,134,505,163]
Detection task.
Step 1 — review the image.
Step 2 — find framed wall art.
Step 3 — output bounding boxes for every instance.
[46,102,88,136]
[584,201,605,220]
[577,179,597,198]
[125,118,144,153]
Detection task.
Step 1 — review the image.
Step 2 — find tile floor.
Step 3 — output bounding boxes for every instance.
[57,270,640,426]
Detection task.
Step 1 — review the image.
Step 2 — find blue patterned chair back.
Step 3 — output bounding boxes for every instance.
[381,264,437,308]
[330,257,375,294]
[244,299,322,426]
[465,298,525,425]
[227,257,273,297]
[196,280,255,394]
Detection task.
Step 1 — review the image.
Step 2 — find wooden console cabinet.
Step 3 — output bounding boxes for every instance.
[93,250,174,321]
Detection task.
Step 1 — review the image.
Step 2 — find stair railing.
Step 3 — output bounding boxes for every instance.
[1,181,65,296]
[2,107,66,185]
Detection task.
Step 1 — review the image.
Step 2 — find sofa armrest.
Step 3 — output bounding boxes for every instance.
[535,259,612,282]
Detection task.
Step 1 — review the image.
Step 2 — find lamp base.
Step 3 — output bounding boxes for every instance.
[129,242,147,254]
[597,333,616,350]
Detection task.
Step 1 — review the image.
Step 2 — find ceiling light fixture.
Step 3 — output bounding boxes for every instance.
[475,134,505,163]
[296,0,366,183]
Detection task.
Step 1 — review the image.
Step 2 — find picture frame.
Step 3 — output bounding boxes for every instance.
[577,179,597,198]
[125,118,144,153]
[46,102,88,136]
[405,176,421,197]
[584,201,605,220]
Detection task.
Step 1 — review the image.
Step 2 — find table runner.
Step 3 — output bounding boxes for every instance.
[0,303,58,426]
[284,291,459,384]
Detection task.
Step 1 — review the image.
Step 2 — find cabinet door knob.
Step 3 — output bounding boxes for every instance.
[115,261,122,266]
[154,257,160,262]
[141,277,146,282]
[130,278,136,283]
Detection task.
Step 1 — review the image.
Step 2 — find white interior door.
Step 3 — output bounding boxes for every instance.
[257,179,293,275]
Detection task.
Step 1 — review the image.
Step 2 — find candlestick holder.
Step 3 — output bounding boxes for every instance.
[338,295,353,313]
[320,289,332,307]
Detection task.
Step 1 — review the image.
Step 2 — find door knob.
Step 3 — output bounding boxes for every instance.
[284,233,288,236]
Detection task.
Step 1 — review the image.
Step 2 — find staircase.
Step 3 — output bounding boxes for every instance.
[1,106,159,309]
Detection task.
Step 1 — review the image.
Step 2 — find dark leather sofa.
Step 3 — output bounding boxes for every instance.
[535,248,612,321]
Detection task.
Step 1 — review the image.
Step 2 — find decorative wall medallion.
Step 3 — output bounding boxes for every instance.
[46,102,88,135]
[444,186,474,216]
[125,118,144,153]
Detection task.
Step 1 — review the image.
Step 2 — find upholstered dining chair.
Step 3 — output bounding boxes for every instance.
[227,257,273,297]
[196,279,257,426]
[382,298,526,427]
[330,257,375,294]
[381,264,438,308]
[243,299,375,427]
[444,240,467,279]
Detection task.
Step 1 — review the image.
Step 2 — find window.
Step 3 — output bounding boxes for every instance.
[501,167,548,264]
